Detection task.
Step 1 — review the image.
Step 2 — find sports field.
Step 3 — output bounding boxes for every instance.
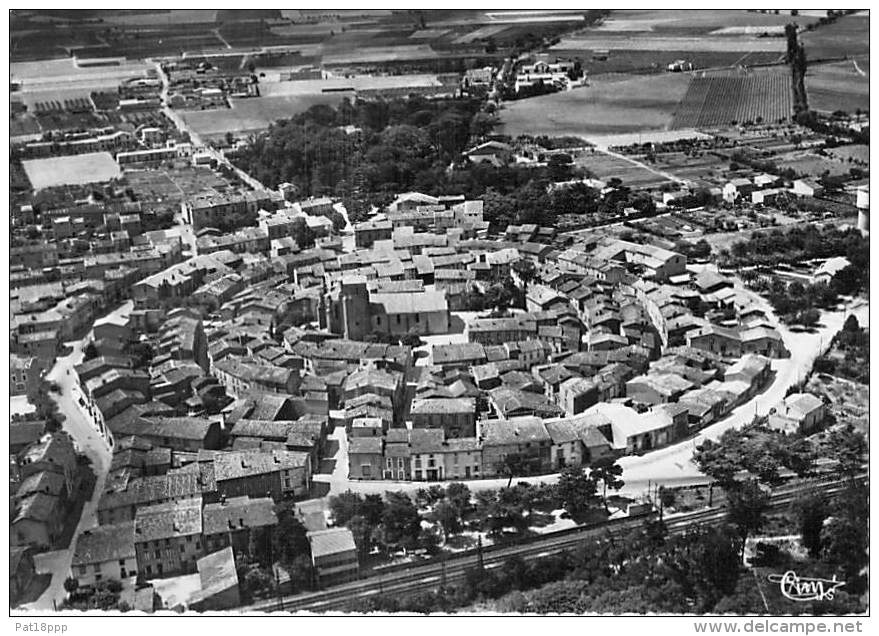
[22,152,121,190]
[179,95,348,137]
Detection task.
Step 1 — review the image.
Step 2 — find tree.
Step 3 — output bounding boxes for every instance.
[825,424,867,479]
[399,329,424,348]
[380,491,422,550]
[589,457,625,512]
[83,341,98,361]
[271,502,310,570]
[329,490,364,526]
[347,514,374,560]
[556,465,597,520]
[445,482,472,517]
[431,500,462,540]
[726,479,770,558]
[360,493,385,526]
[794,494,828,558]
[64,577,79,595]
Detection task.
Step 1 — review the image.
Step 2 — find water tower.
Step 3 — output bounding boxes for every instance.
[856,185,869,236]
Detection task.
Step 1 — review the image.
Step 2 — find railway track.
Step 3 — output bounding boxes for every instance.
[247,475,863,613]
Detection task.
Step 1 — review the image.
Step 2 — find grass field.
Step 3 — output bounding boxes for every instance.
[826,144,869,165]
[179,94,347,137]
[499,73,692,138]
[671,69,792,129]
[775,151,855,178]
[805,59,869,114]
[573,150,671,188]
[22,152,121,190]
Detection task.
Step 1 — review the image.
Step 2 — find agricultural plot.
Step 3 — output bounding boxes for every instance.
[22,152,121,190]
[590,9,819,35]
[551,35,786,53]
[670,71,792,129]
[805,59,869,114]
[499,73,692,138]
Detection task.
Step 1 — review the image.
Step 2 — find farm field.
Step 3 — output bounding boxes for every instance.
[550,35,786,53]
[179,94,347,138]
[22,152,121,190]
[499,73,692,138]
[574,150,672,189]
[805,59,869,114]
[590,9,819,35]
[800,12,869,60]
[670,70,792,129]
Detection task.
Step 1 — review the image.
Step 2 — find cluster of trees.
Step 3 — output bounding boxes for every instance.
[459,277,523,313]
[813,315,869,383]
[695,420,866,559]
[785,23,808,113]
[62,578,128,611]
[358,518,768,614]
[232,97,485,213]
[330,490,436,558]
[794,110,870,145]
[331,461,627,559]
[721,224,867,269]
[760,278,837,327]
[482,177,655,231]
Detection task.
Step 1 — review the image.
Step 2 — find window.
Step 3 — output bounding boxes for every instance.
[155,550,161,559]
[119,559,126,566]
[180,545,185,554]
[120,568,127,579]
[195,542,200,550]
[396,315,401,324]
[78,565,87,576]
[146,565,152,575]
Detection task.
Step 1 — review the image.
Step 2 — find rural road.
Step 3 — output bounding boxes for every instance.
[154,61,273,194]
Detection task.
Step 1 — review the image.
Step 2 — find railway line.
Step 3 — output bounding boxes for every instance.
[247,474,864,613]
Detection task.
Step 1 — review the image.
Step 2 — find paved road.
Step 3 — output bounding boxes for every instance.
[19,302,133,611]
